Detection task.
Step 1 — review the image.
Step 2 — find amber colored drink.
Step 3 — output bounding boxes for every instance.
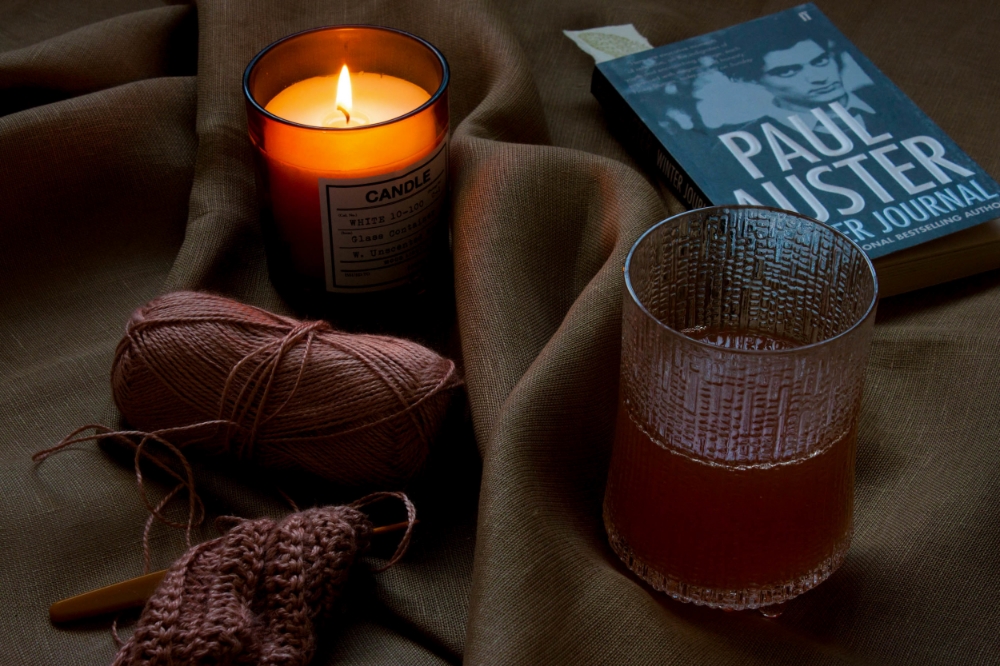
[604,330,857,606]
[611,206,877,608]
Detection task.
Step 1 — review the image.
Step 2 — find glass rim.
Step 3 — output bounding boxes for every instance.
[623,205,879,356]
[242,24,450,132]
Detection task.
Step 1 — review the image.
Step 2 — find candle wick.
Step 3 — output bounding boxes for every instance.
[337,104,350,124]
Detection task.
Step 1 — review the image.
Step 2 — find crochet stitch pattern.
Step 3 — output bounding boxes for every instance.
[111,504,377,665]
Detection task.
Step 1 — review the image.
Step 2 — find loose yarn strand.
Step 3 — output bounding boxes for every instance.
[241,322,323,452]
[33,424,208,570]
[214,321,326,460]
[219,340,283,453]
[34,423,219,492]
[133,431,201,539]
[349,491,418,571]
[251,327,317,434]
[142,485,186,573]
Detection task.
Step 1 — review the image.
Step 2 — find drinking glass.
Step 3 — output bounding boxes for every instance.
[604,206,878,610]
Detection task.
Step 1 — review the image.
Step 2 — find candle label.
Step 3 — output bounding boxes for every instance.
[318,138,448,292]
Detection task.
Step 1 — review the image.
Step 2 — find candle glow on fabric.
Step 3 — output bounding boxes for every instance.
[260,65,437,283]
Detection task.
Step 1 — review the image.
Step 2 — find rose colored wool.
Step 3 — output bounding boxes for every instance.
[110,291,461,487]
[111,492,416,666]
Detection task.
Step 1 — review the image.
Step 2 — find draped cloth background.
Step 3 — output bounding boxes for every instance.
[2,0,999,663]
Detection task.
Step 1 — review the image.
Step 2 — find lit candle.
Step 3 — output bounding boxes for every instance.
[266,65,431,128]
[244,26,450,300]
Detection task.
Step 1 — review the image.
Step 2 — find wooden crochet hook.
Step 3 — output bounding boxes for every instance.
[49,519,414,623]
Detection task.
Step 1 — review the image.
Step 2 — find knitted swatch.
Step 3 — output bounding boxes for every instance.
[110,495,408,666]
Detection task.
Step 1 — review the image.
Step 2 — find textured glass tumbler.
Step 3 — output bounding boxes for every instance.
[604,206,878,610]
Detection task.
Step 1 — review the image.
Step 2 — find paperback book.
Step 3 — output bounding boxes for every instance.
[592,3,1000,295]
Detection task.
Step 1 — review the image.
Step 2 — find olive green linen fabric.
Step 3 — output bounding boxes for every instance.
[1,0,998,664]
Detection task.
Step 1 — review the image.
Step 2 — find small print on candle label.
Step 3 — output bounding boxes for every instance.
[318,138,448,292]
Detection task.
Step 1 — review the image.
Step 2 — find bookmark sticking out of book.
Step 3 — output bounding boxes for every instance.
[563,24,652,63]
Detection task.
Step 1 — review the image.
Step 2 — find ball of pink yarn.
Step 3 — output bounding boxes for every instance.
[110,291,461,487]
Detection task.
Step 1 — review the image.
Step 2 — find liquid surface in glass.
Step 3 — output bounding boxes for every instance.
[681,326,801,350]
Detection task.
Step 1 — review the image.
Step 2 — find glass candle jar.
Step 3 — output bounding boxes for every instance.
[244,26,450,326]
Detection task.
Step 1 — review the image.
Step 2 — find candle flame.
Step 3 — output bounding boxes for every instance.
[335,64,352,123]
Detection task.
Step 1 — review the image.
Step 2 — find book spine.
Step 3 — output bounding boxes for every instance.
[591,67,710,210]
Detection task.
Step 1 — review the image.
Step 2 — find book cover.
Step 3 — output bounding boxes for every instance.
[592,3,1000,260]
